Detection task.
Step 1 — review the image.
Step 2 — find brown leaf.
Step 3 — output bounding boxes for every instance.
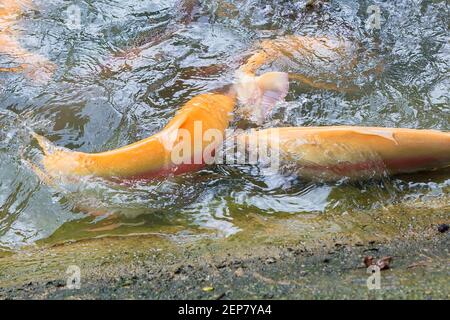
[363,255,392,270]
[376,256,392,270]
[363,256,374,268]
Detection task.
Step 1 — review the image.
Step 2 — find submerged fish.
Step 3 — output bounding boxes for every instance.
[240,35,358,76]
[239,35,366,88]
[235,35,369,121]
[237,126,450,181]
[34,72,289,181]
[31,29,446,182]
[0,0,55,80]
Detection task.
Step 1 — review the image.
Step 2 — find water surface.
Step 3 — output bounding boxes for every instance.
[0,0,448,250]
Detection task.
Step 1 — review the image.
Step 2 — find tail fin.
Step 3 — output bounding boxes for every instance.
[234,71,289,124]
[24,133,60,187]
[32,133,85,180]
[32,132,56,156]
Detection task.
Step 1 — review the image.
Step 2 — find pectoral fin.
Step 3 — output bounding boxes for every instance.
[33,132,56,155]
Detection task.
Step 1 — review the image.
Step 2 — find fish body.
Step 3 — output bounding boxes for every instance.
[0,0,55,79]
[235,35,360,121]
[238,34,385,94]
[238,126,450,180]
[0,0,33,51]
[0,0,31,20]
[34,69,290,181]
[240,35,357,77]
[36,93,236,180]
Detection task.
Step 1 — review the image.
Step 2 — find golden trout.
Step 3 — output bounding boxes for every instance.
[34,72,289,181]
[235,35,364,121]
[237,126,450,180]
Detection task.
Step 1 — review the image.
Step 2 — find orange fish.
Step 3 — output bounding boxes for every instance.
[235,35,362,121]
[34,72,289,181]
[239,35,358,76]
[237,126,450,180]
[0,0,55,80]
[238,35,365,89]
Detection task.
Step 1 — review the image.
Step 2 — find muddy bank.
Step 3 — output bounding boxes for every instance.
[0,198,448,299]
[2,236,448,300]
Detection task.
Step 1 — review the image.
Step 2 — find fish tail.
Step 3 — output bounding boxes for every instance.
[32,132,56,156]
[234,70,289,123]
[22,157,59,189]
[32,132,85,180]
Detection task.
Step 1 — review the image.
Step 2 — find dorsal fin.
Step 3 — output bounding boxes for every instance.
[33,132,59,155]
[348,128,398,145]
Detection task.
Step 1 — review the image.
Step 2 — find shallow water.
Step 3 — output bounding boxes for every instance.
[0,0,448,250]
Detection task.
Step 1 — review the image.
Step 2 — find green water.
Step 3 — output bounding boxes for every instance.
[0,0,448,250]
